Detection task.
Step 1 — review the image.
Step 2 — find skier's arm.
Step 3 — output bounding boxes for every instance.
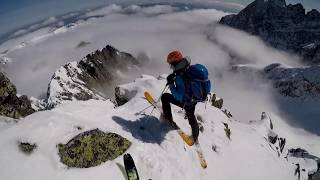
[169,75,185,102]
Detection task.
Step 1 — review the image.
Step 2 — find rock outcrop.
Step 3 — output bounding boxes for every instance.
[210,93,224,109]
[219,0,320,64]
[232,63,320,98]
[18,142,37,155]
[0,72,35,118]
[58,129,131,168]
[287,148,320,179]
[46,45,140,108]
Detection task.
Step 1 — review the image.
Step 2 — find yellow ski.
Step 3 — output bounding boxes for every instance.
[195,142,208,169]
[177,130,194,146]
[144,91,194,146]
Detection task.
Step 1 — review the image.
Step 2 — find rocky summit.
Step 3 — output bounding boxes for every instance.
[46,45,140,108]
[219,0,320,64]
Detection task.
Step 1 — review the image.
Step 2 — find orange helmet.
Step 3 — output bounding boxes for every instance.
[167,50,183,64]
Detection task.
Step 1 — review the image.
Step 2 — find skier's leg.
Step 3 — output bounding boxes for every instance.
[161,93,183,129]
[185,105,199,142]
[161,93,173,121]
[161,93,183,120]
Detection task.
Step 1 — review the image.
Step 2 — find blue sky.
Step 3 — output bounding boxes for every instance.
[0,0,111,37]
[0,0,319,40]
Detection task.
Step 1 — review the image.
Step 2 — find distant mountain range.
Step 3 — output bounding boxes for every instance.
[220,0,320,64]
[232,63,320,98]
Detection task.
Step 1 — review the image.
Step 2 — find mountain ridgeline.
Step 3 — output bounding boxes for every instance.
[46,45,141,108]
[219,0,320,64]
[231,63,320,98]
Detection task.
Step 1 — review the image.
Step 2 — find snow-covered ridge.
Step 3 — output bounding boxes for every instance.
[46,61,104,108]
[1,74,319,180]
[46,45,140,108]
[232,63,320,98]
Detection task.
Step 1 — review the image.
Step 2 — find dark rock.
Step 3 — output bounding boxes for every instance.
[58,129,131,168]
[288,148,320,179]
[212,145,219,152]
[309,161,320,180]
[210,93,216,103]
[19,142,37,154]
[268,130,278,144]
[278,137,286,153]
[0,72,16,100]
[212,98,223,109]
[196,114,204,122]
[210,93,223,109]
[0,72,35,118]
[261,112,267,121]
[115,86,130,106]
[288,148,319,159]
[219,0,320,64]
[306,9,320,21]
[223,122,231,140]
[233,64,320,98]
[294,164,301,178]
[222,109,233,118]
[261,112,274,129]
[264,64,320,98]
[199,123,204,133]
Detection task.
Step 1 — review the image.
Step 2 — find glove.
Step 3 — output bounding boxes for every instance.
[166,73,175,85]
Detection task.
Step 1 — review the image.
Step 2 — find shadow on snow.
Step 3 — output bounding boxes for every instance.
[112,115,172,144]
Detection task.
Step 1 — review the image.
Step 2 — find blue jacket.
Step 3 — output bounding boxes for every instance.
[169,74,185,103]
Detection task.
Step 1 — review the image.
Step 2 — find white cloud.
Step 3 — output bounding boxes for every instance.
[207,25,302,66]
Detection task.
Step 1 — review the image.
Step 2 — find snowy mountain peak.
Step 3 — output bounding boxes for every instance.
[46,45,140,108]
[46,61,105,108]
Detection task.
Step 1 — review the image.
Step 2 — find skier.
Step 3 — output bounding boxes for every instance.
[161,50,210,143]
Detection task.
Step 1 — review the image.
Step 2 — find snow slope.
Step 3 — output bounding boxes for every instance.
[0,75,319,180]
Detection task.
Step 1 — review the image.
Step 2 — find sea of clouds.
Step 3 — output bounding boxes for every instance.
[1,4,318,135]
[1,0,319,42]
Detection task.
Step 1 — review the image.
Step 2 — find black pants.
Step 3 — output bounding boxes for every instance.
[161,93,199,141]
